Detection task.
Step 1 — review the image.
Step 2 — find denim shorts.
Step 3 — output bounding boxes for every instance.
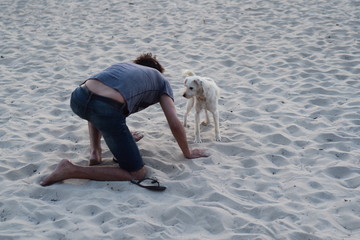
[70,85,144,172]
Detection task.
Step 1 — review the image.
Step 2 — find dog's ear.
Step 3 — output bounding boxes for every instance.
[184,78,188,85]
[182,70,195,77]
[194,78,202,86]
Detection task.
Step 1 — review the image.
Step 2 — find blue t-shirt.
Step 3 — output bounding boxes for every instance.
[88,63,174,116]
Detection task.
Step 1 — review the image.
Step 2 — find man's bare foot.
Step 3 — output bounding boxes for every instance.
[132,131,144,142]
[40,159,74,186]
[89,149,102,166]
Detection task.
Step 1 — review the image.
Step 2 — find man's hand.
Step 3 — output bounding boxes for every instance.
[186,148,209,159]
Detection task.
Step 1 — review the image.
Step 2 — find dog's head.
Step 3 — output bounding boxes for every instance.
[182,76,203,99]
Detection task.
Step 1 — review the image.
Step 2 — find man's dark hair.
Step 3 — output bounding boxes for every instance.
[133,53,165,73]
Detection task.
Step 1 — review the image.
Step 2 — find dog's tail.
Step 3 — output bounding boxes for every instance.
[182,70,195,77]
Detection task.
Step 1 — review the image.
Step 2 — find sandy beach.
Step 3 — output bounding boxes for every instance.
[1,0,359,239]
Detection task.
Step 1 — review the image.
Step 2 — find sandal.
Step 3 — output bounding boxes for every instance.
[131,178,166,191]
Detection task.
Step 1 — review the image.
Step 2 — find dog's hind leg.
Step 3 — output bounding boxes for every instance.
[184,98,194,127]
[202,110,210,126]
[213,110,221,142]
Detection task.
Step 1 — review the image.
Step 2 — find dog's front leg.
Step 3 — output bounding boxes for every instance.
[213,110,221,141]
[184,98,194,127]
[194,110,202,143]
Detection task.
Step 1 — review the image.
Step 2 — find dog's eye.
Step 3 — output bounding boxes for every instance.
[189,87,194,90]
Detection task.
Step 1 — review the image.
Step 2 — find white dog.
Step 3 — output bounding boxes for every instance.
[182,70,221,143]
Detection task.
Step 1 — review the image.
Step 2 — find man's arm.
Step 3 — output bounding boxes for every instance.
[159,95,208,159]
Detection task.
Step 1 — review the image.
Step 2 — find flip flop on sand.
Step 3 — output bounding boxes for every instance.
[131,178,166,191]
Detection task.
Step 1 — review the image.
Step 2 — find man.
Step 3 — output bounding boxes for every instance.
[40,53,208,187]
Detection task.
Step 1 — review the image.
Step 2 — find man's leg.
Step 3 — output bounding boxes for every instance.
[40,159,146,186]
[88,122,102,166]
[88,121,144,166]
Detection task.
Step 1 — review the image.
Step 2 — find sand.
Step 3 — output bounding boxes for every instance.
[1,0,360,239]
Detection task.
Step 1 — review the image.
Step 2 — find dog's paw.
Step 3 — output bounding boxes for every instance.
[215,135,222,142]
[194,138,202,143]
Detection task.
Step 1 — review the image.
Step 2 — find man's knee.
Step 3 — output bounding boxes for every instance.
[130,166,146,180]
